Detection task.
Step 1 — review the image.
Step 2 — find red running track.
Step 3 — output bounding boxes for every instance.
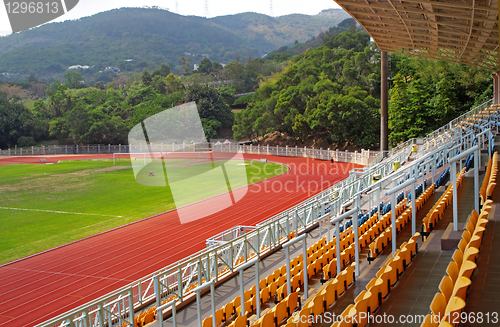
[0,153,360,326]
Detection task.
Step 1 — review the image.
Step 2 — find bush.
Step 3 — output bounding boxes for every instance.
[17,136,35,147]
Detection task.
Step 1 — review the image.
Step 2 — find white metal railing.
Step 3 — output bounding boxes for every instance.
[0,143,380,166]
[35,99,498,327]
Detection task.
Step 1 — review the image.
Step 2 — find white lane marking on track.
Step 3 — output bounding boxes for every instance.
[0,207,122,218]
[2,266,134,282]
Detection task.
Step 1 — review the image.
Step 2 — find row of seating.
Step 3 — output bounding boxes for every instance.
[197,166,454,327]
[422,168,466,236]
[281,262,356,327]
[435,167,450,189]
[197,165,458,327]
[203,199,399,327]
[421,205,492,327]
[420,151,498,327]
[368,182,435,261]
[252,291,300,327]
[136,173,440,327]
[326,233,421,327]
[480,152,498,205]
[201,237,330,327]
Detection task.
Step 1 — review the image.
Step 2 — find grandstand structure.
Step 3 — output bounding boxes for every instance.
[6,90,490,327]
[22,93,498,327]
[0,2,499,327]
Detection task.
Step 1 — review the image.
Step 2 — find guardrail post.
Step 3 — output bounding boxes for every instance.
[154,276,161,311]
[177,268,183,299]
[157,299,177,327]
[411,181,416,236]
[302,236,308,300]
[353,194,360,276]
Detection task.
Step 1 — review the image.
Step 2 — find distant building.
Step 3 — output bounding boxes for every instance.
[193,64,199,71]
[104,66,121,73]
[68,65,89,70]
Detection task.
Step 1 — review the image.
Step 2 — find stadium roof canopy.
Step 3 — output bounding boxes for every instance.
[334,0,499,71]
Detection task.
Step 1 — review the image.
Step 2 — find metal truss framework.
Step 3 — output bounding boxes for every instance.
[36,98,497,327]
[334,0,499,71]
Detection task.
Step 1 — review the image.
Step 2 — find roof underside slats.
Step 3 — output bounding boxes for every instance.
[334,0,499,71]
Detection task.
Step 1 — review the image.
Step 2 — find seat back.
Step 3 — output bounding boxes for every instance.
[261,312,274,327]
[458,260,477,280]
[438,275,454,302]
[323,280,338,307]
[463,246,479,263]
[215,309,224,325]
[260,286,270,304]
[461,230,471,243]
[366,279,383,313]
[269,281,278,298]
[275,301,288,325]
[202,316,213,327]
[291,275,300,292]
[446,260,459,283]
[286,291,299,314]
[244,289,252,302]
[278,275,287,287]
[420,314,439,327]
[378,267,392,298]
[233,296,241,310]
[452,276,471,300]
[443,296,466,326]
[277,282,288,301]
[344,262,356,286]
[266,275,274,286]
[234,314,247,327]
[429,292,447,317]
[311,296,324,316]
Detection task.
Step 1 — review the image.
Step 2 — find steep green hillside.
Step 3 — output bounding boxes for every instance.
[0,8,349,77]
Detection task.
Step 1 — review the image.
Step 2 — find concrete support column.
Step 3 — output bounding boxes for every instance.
[496,73,500,105]
[381,51,389,152]
[492,73,498,105]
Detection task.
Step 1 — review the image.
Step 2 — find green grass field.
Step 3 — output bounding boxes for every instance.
[0,158,286,264]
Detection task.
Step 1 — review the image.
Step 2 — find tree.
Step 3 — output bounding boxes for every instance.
[185,84,233,139]
[0,93,30,148]
[152,63,171,77]
[152,75,166,94]
[64,72,84,89]
[198,58,212,74]
[46,84,70,117]
[178,57,192,74]
[141,69,152,86]
[165,73,186,94]
[49,117,69,144]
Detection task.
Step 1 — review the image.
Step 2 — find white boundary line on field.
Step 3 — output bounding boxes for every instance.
[0,207,122,218]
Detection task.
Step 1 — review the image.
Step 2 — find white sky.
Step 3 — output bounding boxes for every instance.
[0,0,341,36]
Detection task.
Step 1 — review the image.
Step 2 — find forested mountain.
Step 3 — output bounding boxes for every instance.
[0,27,493,151]
[0,8,349,79]
[232,28,493,149]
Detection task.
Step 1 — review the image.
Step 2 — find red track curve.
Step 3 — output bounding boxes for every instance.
[0,153,360,326]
